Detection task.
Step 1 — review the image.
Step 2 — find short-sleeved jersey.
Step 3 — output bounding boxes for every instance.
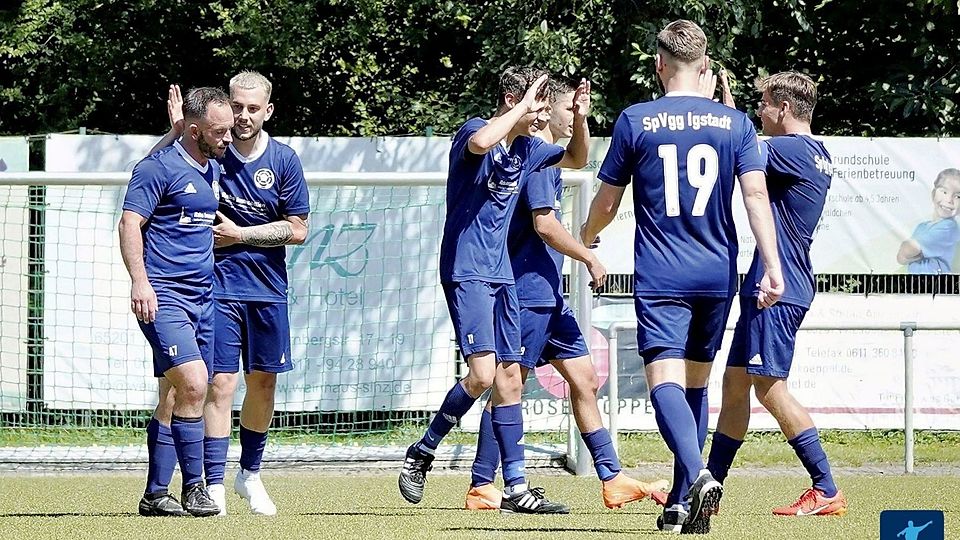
[122,141,219,297]
[439,117,566,284]
[908,218,960,274]
[742,135,833,307]
[509,167,564,307]
[215,133,310,303]
[599,93,765,297]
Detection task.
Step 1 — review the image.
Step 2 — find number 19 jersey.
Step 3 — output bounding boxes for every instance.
[599,92,765,297]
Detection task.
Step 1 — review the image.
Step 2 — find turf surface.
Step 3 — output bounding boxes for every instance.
[1,469,956,539]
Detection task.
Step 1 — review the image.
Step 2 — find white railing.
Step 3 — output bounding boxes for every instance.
[605,319,959,474]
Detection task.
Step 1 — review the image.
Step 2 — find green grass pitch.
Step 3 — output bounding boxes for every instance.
[1,468,957,540]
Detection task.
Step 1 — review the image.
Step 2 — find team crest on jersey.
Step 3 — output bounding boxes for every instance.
[254,168,276,190]
[211,180,221,200]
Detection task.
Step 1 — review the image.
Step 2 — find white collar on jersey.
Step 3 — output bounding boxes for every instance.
[665,91,706,98]
[228,130,271,163]
[173,139,210,173]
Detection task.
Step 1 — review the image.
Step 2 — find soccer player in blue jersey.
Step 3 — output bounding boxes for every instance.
[120,87,233,517]
[398,67,589,514]
[705,71,849,518]
[579,20,783,533]
[150,73,309,516]
[465,77,668,512]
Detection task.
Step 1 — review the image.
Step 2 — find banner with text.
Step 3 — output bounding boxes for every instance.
[0,137,30,412]
[463,294,960,431]
[582,137,960,275]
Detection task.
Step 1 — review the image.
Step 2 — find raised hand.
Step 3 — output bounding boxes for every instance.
[573,78,592,118]
[719,68,736,108]
[167,84,184,135]
[697,55,718,100]
[521,73,550,114]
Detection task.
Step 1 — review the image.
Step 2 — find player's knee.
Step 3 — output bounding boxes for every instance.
[463,371,494,396]
[753,378,787,408]
[569,367,599,398]
[245,372,277,395]
[209,374,239,404]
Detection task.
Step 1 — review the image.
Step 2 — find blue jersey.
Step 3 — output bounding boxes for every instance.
[215,133,310,302]
[599,93,765,297]
[439,117,566,284]
[908,219,960,274]
[742,135,832,308]
[509,167,564,307]
[122,142,219,297]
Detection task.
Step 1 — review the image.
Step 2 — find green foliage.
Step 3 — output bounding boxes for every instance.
[0,0,958,136]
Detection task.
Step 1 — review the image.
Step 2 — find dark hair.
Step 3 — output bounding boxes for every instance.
[182,87,231,122]
[548,75,577,102]
[497,66,549,107]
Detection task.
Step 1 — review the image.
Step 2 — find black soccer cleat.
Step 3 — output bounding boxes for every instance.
[656,504,689,533]
[398,444,434,504]
[180,482,221,517]
[138,491,189,517]
[685,469,722,533]
[499,487,570,515]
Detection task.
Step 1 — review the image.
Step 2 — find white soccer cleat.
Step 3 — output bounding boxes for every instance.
[234,468,277,516]
[206,483,228,516]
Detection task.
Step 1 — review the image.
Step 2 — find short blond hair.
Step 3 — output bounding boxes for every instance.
[229,70,273,101]
[656,20,707,64]
[756,71,818,122]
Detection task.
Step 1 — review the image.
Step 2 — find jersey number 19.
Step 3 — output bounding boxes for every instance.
[658,143,719,217]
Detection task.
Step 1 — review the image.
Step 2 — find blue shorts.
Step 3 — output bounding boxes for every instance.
[727,296,807,379]
[213,300,293,374]
[518,303,590,369]
[138,291,214,378]
[443,280,521,362]
[634,295,732,364]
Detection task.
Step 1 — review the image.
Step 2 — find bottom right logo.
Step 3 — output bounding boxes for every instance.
[880,510,944,540]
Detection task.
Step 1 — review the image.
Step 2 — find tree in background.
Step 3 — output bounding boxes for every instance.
[1,0,957,137]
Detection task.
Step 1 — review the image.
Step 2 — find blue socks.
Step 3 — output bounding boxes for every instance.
[204,435,230,484]
[582,428,621,481]
[170,415,205,488]
[706,431,743,484]
[145,418,177,495]
[239,425,268,472]
[471,408,500,487]
[667,386,709,505]
[789,428,837,497]
[650,382,703,504]
[418,382,476,453]
[492,404,526,487]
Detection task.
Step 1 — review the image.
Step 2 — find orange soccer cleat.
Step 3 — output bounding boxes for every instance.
[772,488,848,517]
[601,472,670,509]
[649,489,668,507]
[464,483,502,510]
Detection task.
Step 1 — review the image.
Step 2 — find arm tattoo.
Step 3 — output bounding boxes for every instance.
[240,221,295,247]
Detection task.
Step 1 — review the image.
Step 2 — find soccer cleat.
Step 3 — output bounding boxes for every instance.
[138,491,189,517]
[181,482,221,517]
[206,483,227,516]
[601,472,670,509]
[234,468,278,516]
[656,504,689,533]
[685,469,722,531]
[465,483,502,510]
[772,488,847,517]
[500,486,570,514]
[650,489,668,507]
[398,444,434,504]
